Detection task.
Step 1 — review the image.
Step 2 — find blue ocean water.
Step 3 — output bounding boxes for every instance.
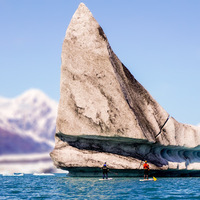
[1,174,200,200]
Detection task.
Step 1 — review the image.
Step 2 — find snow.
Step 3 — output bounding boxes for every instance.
[0,88,58,146]
[0,153,68,174]
[0,162,54,174]
[0,153,51,161]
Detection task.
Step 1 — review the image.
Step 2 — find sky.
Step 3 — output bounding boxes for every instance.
[0,0,200,126]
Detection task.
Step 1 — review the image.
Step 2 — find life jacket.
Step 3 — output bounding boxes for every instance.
[102,165,107,169]
[143,163,149,169]
[102,164,108,172]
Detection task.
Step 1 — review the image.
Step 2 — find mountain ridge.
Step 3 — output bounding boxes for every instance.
[0,88,58,155]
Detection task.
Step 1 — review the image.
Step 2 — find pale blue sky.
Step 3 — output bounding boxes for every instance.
[0,0,200,125]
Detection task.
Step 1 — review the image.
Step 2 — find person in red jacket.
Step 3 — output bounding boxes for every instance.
[143,160,149,179]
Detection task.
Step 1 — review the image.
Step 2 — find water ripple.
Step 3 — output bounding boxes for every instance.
[1,175,200,199]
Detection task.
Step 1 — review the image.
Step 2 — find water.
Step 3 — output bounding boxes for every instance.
[1,174,200,199]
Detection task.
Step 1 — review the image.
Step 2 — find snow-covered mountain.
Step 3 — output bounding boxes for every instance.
[0,89,58,155]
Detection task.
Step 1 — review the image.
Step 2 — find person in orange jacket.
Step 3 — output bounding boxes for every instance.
[143,160,149,179]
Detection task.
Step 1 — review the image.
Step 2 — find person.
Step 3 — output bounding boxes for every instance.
[102,162,109,179]
[143,160,149,179]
